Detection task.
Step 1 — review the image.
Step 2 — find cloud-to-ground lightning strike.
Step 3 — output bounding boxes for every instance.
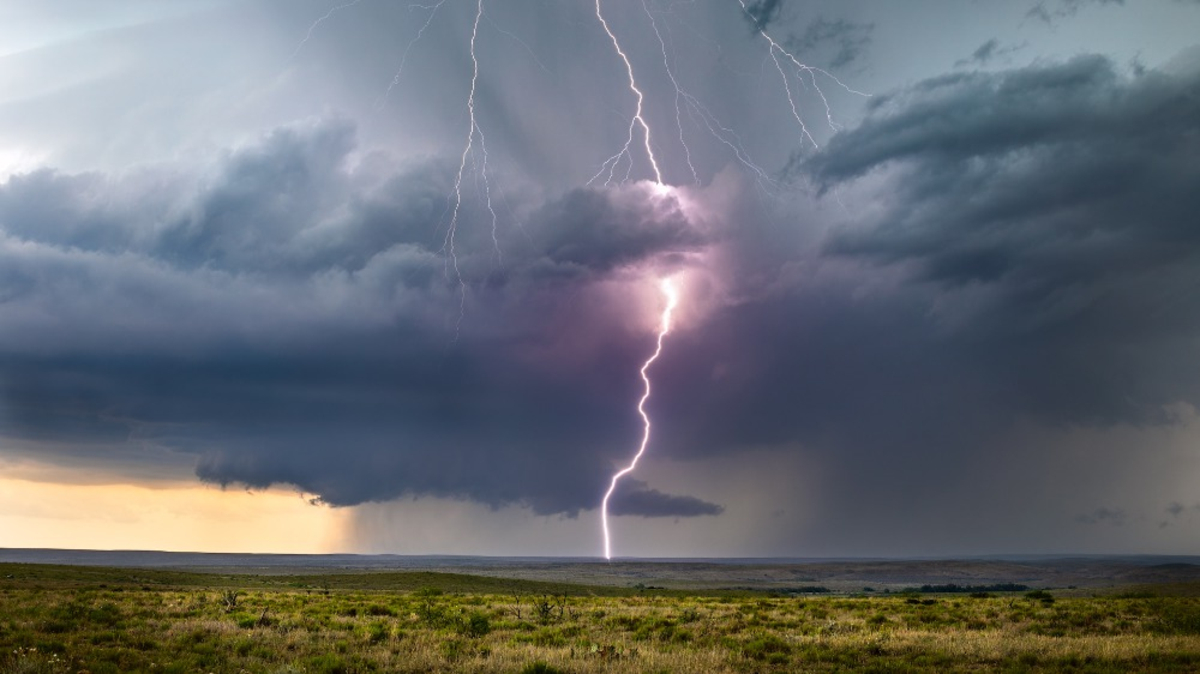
[590,0,665,187]
[601,278,680,560]
[293,0,862,555]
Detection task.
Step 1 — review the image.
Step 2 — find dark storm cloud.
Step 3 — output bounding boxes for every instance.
[798,53,1200,426]
[528,187,702,278]
[742,0,784,32]
[20,45,1195,526]
[789,17,874,69]
[1076,507,1128,526]
[607,479,724,518]
[1026,0,1124,24]
[0,118,709,518]
[5,0,1200,547]
[956,39,1025,68]
[621,51,1200,543]
[804,54,1200,403]
[969,39,1002,65]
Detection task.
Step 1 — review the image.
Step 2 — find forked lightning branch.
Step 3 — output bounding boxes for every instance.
[295,0,859,559]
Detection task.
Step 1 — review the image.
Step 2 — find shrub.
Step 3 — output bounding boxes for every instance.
[416,598,452,628]
[365,621,389,644]
[1025,590,1055,604]
[441,638,485,662]
[221,590,241,612]
[531,595,566,625]
[458,611,492,638]
[742,633,791,663]
[305,653,348,674]
[520,662,567,674]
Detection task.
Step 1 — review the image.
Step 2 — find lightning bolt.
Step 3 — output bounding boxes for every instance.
[590,0,664,187]
[291,1,864,552]
[641,0,699,186]
[440,0,501,339]
[601,277,679,560]
[291,0,364,61]
[681,92,777,191]
[641,0,776,190]
[378,0,450,109]
[735,0,869,148]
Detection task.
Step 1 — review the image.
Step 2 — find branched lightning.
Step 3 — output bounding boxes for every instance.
[590,0,664,187]
[641,0,699,186]
[378,0,451,109]
[294,0,865,556]
[291,0,364,61]
[734,0,868,148]
[681,92,777,190]
[484,12,552,74]
[441,0,492,339]
[600,277,679,560]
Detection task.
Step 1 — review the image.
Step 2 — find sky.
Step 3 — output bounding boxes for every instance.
[1,0,1199,558]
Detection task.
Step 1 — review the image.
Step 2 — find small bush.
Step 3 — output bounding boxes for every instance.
[233,612,258,629]
[221,590,241,612]
[440,638,476,662]
[365,621,389,644]
[742,633,791,662]
[305,653,348,674]
[416,598,452,628]
[520,662,567,674]
[531,595,566,625]
[1026,590,1055,604]
[458,611,492,638]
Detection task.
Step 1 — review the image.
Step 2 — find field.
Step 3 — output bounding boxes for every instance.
[2,562,1199,673]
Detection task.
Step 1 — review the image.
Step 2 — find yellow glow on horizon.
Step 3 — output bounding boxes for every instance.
[0,476,350,553]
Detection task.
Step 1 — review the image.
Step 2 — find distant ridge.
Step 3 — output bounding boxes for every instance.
[2,548,1199,568]
[1,547,1198,590]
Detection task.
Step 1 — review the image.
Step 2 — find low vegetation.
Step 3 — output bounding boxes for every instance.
[1,563,1199,673]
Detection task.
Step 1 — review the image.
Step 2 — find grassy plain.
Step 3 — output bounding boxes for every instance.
[1,563,1199,673]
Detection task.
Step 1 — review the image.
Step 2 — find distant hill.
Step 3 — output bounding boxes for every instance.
[2,548,1198,591]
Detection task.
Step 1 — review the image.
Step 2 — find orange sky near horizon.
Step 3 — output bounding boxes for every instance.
[0,472,349,553]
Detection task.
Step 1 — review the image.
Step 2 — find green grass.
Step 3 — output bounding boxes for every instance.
[1,563,1198,673]
[0,563,754,597]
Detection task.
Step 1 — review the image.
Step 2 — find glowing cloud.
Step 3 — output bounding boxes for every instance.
[601,276,680,559]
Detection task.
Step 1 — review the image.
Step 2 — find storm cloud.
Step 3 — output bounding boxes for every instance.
[1027,0,1125,24]
[742,0,785,32]
[2,0,1198,556]
[805,53,1200,427]
[608,479,724,518]
[0,118,707,517]
[790,17,874,69]
[4,52,1200,525]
